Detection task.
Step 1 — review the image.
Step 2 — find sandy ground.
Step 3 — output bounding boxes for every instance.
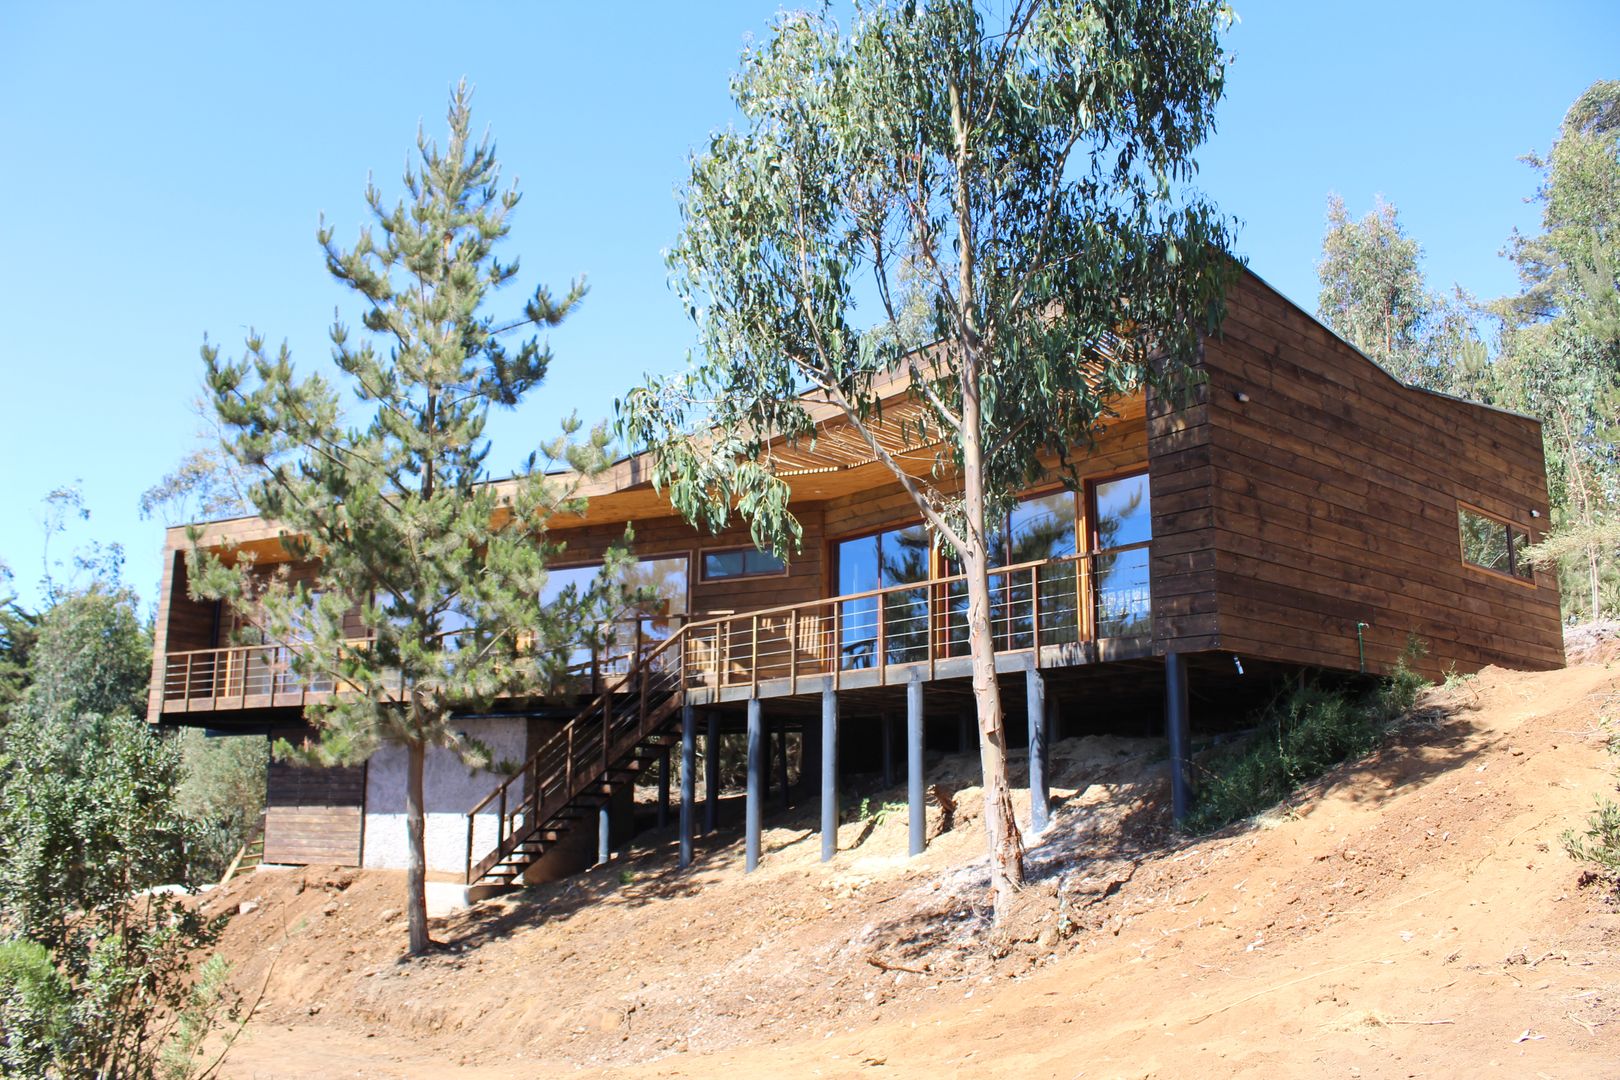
[197,658,1620,1079]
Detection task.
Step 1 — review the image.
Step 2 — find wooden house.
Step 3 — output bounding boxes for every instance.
[146,266,1564,888]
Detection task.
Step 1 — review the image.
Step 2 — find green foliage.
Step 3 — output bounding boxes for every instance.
[1563,702,1620,894]
[621,0,1237,561]
[13,584,150,734]
[1562,795,1620,892]
[1315,195,1490,396]
[0,712,194,948]
[1183,655,1427,835]
[175,730,268,880]
[0,563,35,724]
[1493,81,1620,621]
[192,83,620,952]
[0,573,233,1076]
[0,939,69,1077]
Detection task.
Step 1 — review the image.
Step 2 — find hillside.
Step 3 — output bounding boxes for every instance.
[201,657,1620,1078]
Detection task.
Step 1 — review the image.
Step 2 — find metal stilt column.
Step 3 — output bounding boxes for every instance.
[704,711,720,834]
[821,686,838,862]
[746,698,763,872]
[680,704,696,868]
[1027,663,1049,832]
[1166,652,1193,825]
[907,676,925,857]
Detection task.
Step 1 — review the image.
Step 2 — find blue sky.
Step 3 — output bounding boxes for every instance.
[0,1,1613,612]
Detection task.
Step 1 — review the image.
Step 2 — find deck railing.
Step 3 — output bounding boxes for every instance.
[158,546,1150,712]
[459,543,1150,883]
[674,544,1149,693]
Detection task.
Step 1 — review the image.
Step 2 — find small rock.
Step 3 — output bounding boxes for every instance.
[322,900,340,917]
[380,908,401,923]
[1036,928,1058,950]
[238,900,259,915]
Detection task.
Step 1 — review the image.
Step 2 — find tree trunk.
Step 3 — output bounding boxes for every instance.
[959,369,1025,923]
[405,738,431,956]
[1590,543,1602,620]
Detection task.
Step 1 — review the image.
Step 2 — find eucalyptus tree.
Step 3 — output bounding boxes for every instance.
[1500,81,1620,619]
[622,0,1235,918]
[193,84,618,955]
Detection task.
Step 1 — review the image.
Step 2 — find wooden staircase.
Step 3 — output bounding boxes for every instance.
[464,627,690,887]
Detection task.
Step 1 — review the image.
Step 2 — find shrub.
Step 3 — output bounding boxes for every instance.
[1562,796,1620,891]
[1183,652,1427,834]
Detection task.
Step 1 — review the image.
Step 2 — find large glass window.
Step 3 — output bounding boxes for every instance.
[835,524,931,668]
[1459,506,1532,581]
[540,555,689,672]
[1092,473,1151,637]
[946,490,1083,653]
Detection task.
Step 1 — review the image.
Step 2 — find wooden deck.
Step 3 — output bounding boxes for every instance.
[155,550,1150,718]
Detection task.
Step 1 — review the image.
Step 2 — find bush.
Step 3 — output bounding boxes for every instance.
[1562,796,1620,891]
[0,712,235,1077]
[176,730,268,881]
[1183,653,1427,834]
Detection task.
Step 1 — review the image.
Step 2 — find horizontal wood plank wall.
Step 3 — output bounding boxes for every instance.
[1148,367,1218,654]
[1203,270,1564,677]
[545,506,828,620]
[147,547,219,722]
[263,728,365,865]
[820,415,1149,541]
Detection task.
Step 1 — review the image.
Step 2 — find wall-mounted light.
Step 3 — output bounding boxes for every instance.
[1234,390,1250,404]
[1530,509,1541,518]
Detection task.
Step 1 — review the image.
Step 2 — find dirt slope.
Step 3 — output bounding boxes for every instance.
[204,660,1620,1079]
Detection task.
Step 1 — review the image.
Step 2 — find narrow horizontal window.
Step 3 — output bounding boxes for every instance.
[702,547,786,581]
[1459,505,1532,582]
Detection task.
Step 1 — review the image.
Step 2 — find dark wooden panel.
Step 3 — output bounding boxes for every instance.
[263,732,365,865]
[1200,269,1564,678]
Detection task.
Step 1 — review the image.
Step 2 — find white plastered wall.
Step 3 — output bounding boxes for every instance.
[360,716,528,874]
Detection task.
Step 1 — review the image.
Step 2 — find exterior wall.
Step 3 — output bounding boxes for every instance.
[360,716,531,875]
[263,732,366,865]
[547,505,829,618]
[1198,269,1564,677]
[819,414,1149,541]
[1148,370,1219,655]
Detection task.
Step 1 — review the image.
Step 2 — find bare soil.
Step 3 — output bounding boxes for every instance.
[200,658,1620,1079]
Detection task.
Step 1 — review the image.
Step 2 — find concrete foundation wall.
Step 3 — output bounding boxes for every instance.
[361,717,529,875]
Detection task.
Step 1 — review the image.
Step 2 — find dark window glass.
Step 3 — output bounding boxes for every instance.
[702,547,785,580]
[1460,507,1533,581]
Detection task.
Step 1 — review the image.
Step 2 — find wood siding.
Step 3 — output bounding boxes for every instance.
[1196,270,1564,677]
[263,730,365,865]
[1148,368,1218,654]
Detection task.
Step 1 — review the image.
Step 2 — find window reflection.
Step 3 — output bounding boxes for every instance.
[1092,474,1151,637]
[540,556,689,673]
[836,524,931,668]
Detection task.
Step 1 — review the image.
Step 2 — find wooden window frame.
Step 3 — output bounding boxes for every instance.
[698,544,790,584]
[1456,502,1536,588]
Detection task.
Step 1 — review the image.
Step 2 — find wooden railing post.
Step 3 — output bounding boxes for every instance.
[788,608,798,695]
[566,723,575,795]
[184,652,194,704]
[636,619,647,723]
[1031,564,1042,667]
[750,614,759,696]
[465,814,475,884]
[601,696,611,774]
[832,601,842,690]
[876,592,887,684]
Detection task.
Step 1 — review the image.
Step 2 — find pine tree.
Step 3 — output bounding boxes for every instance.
[193,83,618,955]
